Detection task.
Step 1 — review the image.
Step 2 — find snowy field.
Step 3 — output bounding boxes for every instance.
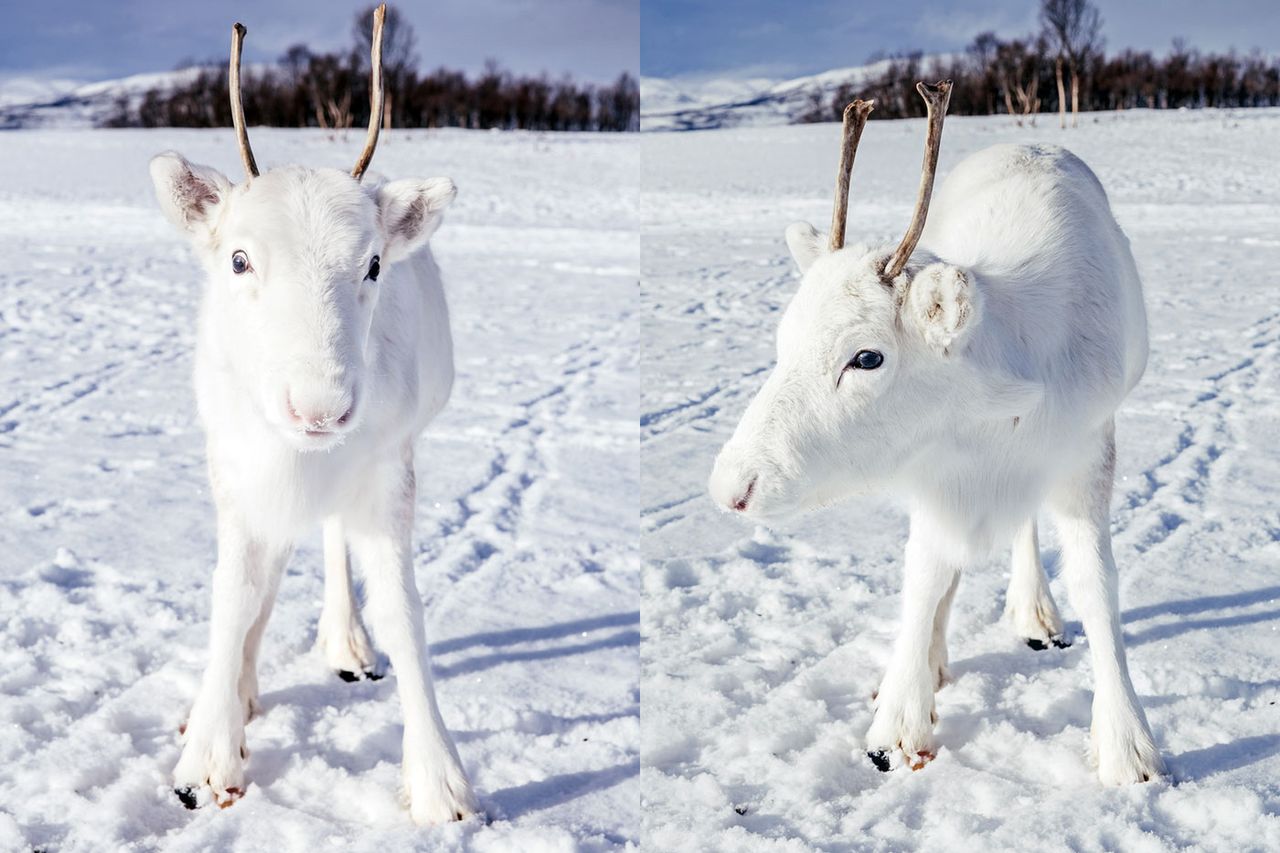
[640,109,1280,851]
[0,128,638,850]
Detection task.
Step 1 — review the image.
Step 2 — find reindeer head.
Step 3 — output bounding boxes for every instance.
[709,82,1042,520]
[149,6,455,452]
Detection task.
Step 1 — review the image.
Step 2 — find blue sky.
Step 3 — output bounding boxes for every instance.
[0,0,639,85]
[642,0,1280,80]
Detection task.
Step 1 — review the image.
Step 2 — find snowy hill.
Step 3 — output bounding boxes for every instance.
[0,68,213,129]
[641,59,943,131]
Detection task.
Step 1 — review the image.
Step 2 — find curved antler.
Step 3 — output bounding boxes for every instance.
[829,99,875,251]
[351,3,386,181]
[884,80,952,279]
[229,23,259,180]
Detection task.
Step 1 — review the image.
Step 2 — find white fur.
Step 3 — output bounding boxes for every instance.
[151,152,477,822]
[709,143,1162,784]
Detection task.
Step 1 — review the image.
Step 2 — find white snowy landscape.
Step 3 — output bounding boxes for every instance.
[640,108,1280,850]
[0,128,639,850]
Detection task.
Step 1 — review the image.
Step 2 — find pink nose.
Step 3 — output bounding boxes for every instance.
[708,455,759,513]
[286,390,355,432]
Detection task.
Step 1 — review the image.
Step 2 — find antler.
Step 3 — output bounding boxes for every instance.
[828,99,875,252]
[351,3,387,181]
[229,23,259,180]
[884,80,952,279]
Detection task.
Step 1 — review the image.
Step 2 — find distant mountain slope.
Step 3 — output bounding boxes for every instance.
[642,58,954,131]
[0,68,208,129]
[640,61,893,131]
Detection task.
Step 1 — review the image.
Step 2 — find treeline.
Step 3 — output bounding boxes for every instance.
[801,0,1280,126]
[102,5,638,132]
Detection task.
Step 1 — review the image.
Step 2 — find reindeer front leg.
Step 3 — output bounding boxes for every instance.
[1050,420,1162,784]
[175,507,288,808]
[347,454,477,825]
[865,519,960,772]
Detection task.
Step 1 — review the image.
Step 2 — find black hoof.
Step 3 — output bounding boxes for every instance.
[338,668,383,682]
[1025,638,1048,651]
[867,749,892,772]
[1051,635,1072,649]
[174,786,199,809]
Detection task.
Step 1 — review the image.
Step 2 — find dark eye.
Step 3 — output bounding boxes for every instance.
[231,250,250,275]
[846,350,884,372]
[365,255,380,282]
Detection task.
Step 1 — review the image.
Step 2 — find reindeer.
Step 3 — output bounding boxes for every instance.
[708,81,1163,784]
[149,6,477,823]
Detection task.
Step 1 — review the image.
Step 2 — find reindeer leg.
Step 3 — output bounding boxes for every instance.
[1050,419,1161,784]
[865,516,960,771]
[1005,517,1069,650]
[175,504,288,809]
[347,450,476,824]
[316,515,380,681]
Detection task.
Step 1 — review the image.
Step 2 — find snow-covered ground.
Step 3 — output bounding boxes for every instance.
[0,128,639,850]
[640,108,1280,850]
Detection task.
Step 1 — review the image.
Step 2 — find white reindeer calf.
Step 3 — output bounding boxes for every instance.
[709,82,1163,784]
[150,8,476,823]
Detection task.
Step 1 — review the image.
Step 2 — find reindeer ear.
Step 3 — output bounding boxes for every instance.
[785,222,828,273]
[377,177,457,263]
[904,263,981,357]
[150,152,230,235]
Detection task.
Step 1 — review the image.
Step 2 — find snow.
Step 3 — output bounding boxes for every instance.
[0,128,638,850]
[640,108,1280,850]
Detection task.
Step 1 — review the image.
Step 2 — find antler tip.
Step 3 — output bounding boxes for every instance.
[916,79,952,97]
[232,22,246,37]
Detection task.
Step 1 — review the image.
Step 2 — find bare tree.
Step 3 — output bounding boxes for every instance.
[968,32,1001,115]
[354,3,415,128]
[995,38,1043,126]
[1041,0,1104,127]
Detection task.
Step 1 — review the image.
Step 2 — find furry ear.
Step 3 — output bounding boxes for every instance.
[785,222,827,273]
[149,152,231,235]
[377,177,457,263]
[904,263,981,357]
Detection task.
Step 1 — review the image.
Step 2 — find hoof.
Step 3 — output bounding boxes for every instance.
[908,750,936,771]
[1025,634,1072,651]
[337,669,383,683]
[175,786,198,810]
[867,749,892,772]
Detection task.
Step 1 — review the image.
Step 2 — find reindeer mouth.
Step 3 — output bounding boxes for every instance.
[283,425,349,452]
